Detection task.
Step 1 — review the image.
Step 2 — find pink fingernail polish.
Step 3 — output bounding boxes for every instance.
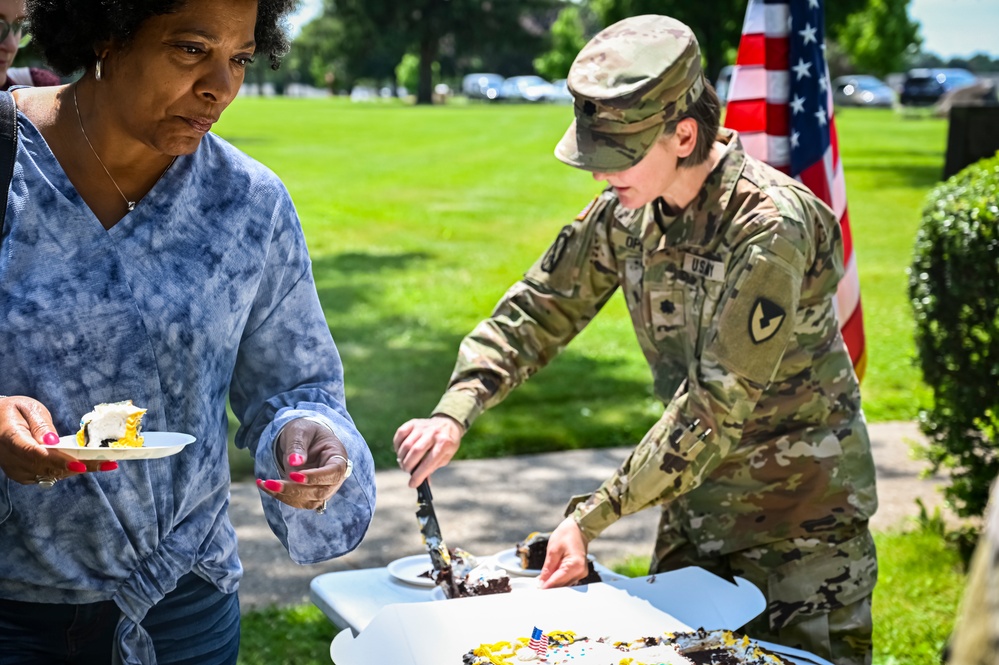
[264,479,282,492]
[43,432,59,446]
[288,453,305,467]
[289,472,306,483]
[99,461,118,472]
[256,479,263,487]
[68,461,87,473]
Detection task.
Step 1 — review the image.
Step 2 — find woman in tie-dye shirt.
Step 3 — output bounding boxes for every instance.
[0,1,375,663]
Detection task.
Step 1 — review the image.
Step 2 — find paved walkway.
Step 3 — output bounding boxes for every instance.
[229,421,949,610]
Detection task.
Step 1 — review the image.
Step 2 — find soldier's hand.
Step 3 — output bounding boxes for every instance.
[393,415,464,489]
[538,517,590,589]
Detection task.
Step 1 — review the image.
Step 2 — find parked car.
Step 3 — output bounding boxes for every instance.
[831,75,895,108]
[462,73,504,101]
[546,78,574,104]
[900,68,979,106]
[499,75,555,103]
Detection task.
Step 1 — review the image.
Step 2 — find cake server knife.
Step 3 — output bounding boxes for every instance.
[415,479,453,576]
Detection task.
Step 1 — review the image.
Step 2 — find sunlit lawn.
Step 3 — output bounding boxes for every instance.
[215,98,943,473]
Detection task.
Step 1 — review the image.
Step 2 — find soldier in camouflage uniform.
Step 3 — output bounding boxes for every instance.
[394,15,878,665]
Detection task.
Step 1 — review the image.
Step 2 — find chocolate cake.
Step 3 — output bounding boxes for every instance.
[515,532,602,584]
[432,548,512,599]
[516,531,549,569]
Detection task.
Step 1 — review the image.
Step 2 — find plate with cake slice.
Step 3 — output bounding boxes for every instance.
[495,545,596,577]
[46,400,195,460]
[495,547,543,576]
[51,431,197,461]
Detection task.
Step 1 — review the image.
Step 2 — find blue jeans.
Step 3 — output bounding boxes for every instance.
[0,572,240,664]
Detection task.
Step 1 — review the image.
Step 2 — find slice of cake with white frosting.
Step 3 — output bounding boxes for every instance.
[76,400,147,448]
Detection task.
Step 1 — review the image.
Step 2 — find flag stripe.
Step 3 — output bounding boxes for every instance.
[736,33,767,66]
[836,253,861,323]
[840,302,865,363]
[765,38,790,70]
[728,67,790,103]
[725,100,767,131]
[838,208,853,262]
[767,102,791,136]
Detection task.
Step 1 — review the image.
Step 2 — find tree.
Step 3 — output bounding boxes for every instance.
[283,14,347,91]
[311,0,555,104]
[292,0,408,93]
[836,0,920,78]
[588,0,747,82]
[585,0,921,83]
[533,6,587,81]
[965,53,999,73]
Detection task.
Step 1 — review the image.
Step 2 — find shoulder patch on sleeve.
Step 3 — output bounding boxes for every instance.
[714,247,801,384]
[541,225,573,273]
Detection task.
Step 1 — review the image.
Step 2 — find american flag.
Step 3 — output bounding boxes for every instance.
[724,0,867,380]
[529,626,549,655]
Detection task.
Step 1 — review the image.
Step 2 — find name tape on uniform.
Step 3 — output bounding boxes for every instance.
[683,253,725,281]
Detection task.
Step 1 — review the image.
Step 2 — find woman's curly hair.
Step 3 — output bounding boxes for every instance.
[26,0,298,75]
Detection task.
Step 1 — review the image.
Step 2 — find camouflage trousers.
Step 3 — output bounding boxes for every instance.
[652,519,877,665]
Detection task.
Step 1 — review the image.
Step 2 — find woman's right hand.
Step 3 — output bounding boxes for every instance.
[0,396,112,485]
[393,415,464,489]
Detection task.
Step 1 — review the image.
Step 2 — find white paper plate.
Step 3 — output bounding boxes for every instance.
[494,547,540,576]
[386,554,437,588]
[51,432,196,461]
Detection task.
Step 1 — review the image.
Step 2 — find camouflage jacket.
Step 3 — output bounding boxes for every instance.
[432,130,878,554]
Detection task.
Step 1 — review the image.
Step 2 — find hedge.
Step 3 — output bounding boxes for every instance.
[909,151,999,519]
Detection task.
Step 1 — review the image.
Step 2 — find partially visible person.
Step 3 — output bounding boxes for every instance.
[0,1,375,664]
[394,14,877,665]
[0,0,58,89]
[946,477,999,665]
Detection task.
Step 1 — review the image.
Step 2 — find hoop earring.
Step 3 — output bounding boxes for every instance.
[95,59,103,81]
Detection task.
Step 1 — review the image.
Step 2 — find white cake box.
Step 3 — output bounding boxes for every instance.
[329,566,766,665]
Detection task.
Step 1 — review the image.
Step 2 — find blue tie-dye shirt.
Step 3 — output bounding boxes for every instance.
[0,109,375,662]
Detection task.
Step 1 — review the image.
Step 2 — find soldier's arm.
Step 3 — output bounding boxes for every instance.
[569,219,809,541]
[432,194,621,430]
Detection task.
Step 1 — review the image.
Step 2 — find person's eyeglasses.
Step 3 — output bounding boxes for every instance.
[0,18,29,46]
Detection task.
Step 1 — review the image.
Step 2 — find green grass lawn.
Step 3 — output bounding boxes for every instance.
[237,523,967,665]
[214,99,943,471]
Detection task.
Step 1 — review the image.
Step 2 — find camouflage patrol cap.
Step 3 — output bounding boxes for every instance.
[555,15,706,173]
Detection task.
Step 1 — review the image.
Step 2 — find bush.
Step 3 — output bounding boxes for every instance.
[909,152,999,518]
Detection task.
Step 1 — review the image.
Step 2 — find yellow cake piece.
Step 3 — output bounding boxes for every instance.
[76,401,147,448]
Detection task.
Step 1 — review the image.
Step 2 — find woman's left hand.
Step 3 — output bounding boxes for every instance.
[257,418,352,512]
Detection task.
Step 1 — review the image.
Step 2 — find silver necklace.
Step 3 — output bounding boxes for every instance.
[73,86,173,212]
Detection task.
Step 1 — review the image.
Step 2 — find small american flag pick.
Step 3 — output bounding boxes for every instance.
[528,626,549,656]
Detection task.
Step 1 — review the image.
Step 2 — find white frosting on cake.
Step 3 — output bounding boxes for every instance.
[465,562,509,586]
[78,400,146,448]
